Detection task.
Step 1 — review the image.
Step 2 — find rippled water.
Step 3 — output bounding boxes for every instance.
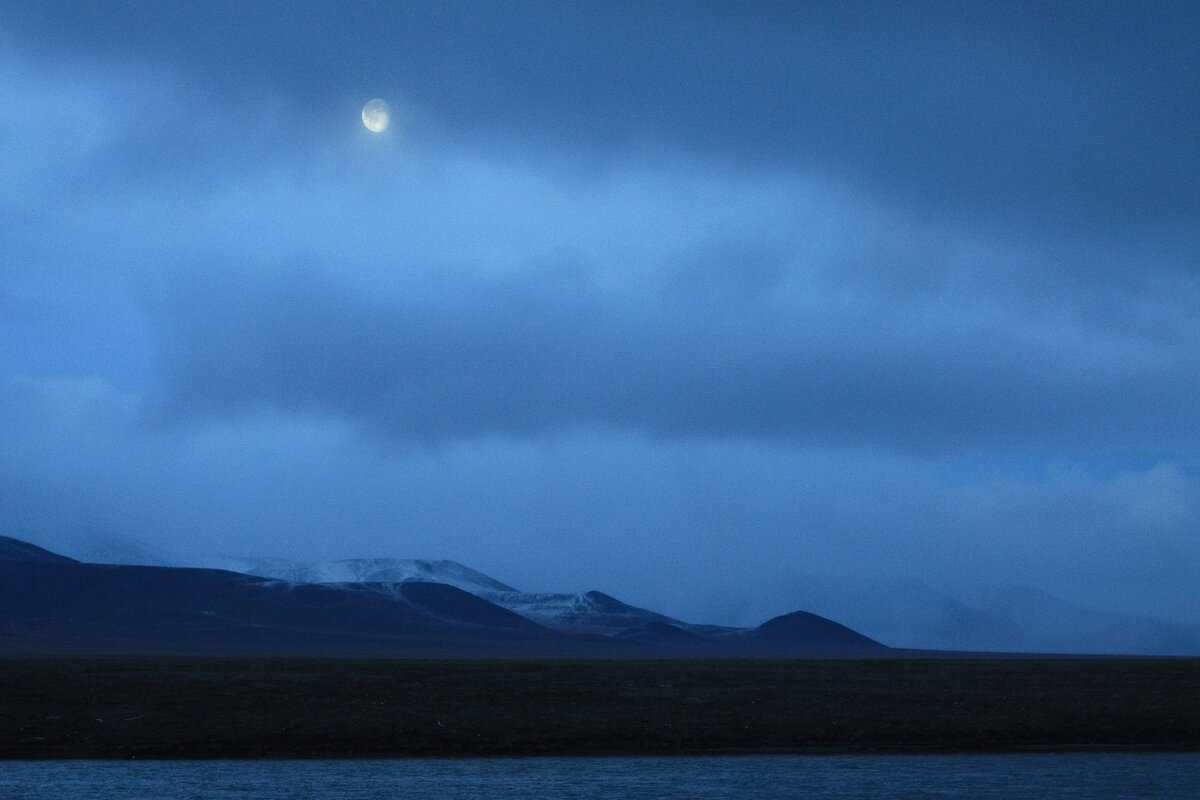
[2,754,1196,799]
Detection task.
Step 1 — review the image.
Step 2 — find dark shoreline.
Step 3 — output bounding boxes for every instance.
[7,745,1200,761]
[3,657,1198,759]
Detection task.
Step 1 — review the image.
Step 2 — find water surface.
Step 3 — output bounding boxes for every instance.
[2,753,1196,799]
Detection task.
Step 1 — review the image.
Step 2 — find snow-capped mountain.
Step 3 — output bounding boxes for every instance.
[210,557,700,636]
[204,556,517,595]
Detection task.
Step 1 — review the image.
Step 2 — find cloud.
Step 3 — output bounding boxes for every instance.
[3,375,1198,633]
[140,249,1199,456]
[4,1,1197,240]
[1,3,1198,649]
[3,43,1196,457]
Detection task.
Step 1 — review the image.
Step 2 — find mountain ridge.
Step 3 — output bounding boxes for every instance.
[0,536,888,658]
[15,532,1196,655]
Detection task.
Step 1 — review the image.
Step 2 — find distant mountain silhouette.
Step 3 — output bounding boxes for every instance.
[968,585,1200,656]
[0,535,78,564]
[779,574,1200,657]
[734,610,884,655]
[0,536,889,658]
[4,529,173,567]
[14,532,1200,656]
[0,560,580,657]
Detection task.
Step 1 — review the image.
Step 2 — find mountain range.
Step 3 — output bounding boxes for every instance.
[8,531,1198,656]
[0,535,885,658]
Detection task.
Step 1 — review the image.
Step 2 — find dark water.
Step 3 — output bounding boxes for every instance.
[1,754,1197,799]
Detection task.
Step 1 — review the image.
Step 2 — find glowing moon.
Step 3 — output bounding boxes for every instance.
[361,99,390,133]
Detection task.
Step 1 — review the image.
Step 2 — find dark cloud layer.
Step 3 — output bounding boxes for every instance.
[147,259,1199,457]
[6,1,1198,238]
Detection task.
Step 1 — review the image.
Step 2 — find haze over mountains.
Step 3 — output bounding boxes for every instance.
[9,530,1200,656]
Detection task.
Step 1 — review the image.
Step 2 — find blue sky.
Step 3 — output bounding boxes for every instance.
[1,1,1198,632]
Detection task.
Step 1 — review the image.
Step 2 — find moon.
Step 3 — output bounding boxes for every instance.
[361,99,390,133]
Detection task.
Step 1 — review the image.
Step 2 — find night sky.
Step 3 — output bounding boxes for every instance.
[2,2,1198,647]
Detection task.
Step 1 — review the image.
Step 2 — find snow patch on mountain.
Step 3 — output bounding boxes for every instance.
[207,556,695,635]
[204,556,518,596]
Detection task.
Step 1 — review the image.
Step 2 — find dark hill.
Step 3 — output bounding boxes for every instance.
[0,560,602,657]
[736,610,887,655]
[0,535,78,564]
[389,581,545,631]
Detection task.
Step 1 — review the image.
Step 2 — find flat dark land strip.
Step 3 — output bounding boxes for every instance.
[1,658,1197,758]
